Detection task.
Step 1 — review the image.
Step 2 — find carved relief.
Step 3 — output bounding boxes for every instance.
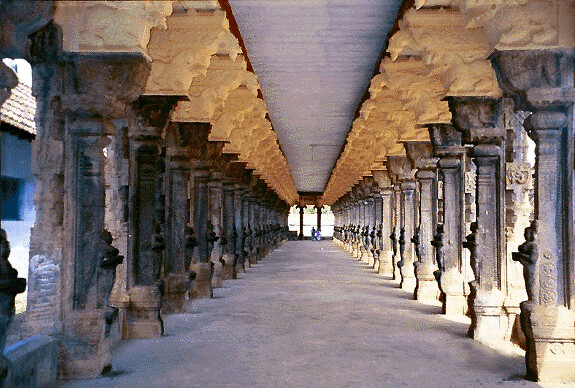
[55,1,173,55]
[506,162,531,185]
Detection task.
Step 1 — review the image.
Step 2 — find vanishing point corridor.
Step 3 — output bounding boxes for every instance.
[63,241,533,388]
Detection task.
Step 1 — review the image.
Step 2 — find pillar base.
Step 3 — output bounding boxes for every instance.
[443,293,468,316]
[415,263,440,302]
[162,273,193,314]
[400,276,417,293]
[126,286,162,339]
[212,260,224,289]
[521,301,575,383]
[438,269,467,315]
[221,254,234,280]
[415,279,440,302]
[360,248,369,263]
[377,254,394,277]
[189,262,212,299]
[63,309,113,379]
[469,289,506,345]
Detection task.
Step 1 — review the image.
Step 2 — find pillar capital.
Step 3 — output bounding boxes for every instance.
[448,97,506,144]
[404,141,438,170]
[61,53,151,120]
[491,50,574,111]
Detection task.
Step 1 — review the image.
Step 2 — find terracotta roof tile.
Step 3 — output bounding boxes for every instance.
[0,81,36,135]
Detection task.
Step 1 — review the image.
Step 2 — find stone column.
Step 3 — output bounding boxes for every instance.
[387,156,417,292]
[191,167,212,298]
[405,142,440,302]
[125,96,180,339]
[234,186,245,273]
[429,124,467,315]
[208,174,224,288]
[372,194,383,270]
[298,205,305,240]
[27,52,148,377]
[449,97,508,343]
[222,182,236,279]
[372,169,394,277]
[316,205,322,235]
[162,124,193,313]
[391,183,401,281]
[492,48,575,383]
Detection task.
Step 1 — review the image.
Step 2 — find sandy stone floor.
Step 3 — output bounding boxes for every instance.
[62,241,544,388]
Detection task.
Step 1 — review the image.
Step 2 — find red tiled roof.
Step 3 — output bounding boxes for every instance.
[1,81,36,135]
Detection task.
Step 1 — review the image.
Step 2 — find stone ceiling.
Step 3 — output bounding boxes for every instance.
[228,0,403,193]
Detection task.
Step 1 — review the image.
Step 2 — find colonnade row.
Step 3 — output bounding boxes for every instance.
[332,80,574,382]
[0,17,291,384]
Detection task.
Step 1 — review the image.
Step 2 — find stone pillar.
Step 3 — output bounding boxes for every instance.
[372,169,394,277]
[298,205,305,240]
[234,187,245,273]
[162,124,193,313]
[208,174,224,288]
[373,194,383,270]
[492,49,575,382]
[26,52,148,377]
[429,124,467,315]
[125,96,181,339]
[449,97,508,343]
[387,156,417,292]
[391,183,401,281]
[405,142,440,302]
[191,167,211,298]
[222,182,236,279]
[316,205,322,235]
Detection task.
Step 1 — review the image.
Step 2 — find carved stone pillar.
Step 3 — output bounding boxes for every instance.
[298,204,304,240]
[391,183,401,281]
[450,97,508,344]
[405,142,440,302]
[429,124,467,315]
[26,52,148,377]
[492,50,575,383]
[125,95,178,339]
[234,187,245,274]
[190,167,211,298]
[208,174,224,288]
[162,124,193,313]
[222,182,236,279]
[372,169,394,277]
[387,156,417,292]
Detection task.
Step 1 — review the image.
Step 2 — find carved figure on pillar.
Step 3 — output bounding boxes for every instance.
[431,224,445,280]
[397,227,406,269]
[151,219,165,283]
[463,222,479,292]
[0,229,27,385]
[390,227,398,267]
[412,227,421,264]
[512,221,538,304]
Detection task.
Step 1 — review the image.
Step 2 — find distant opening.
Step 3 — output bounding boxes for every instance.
[288,205,335,238]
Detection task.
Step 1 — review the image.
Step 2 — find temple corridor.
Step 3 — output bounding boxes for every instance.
[63,241,533,388]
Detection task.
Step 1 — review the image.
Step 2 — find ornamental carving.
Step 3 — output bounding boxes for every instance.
[55,1,173,55]
[506,163,531,185]
[539,249,557,306]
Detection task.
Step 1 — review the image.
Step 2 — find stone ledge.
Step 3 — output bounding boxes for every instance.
[4,334,58,388]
